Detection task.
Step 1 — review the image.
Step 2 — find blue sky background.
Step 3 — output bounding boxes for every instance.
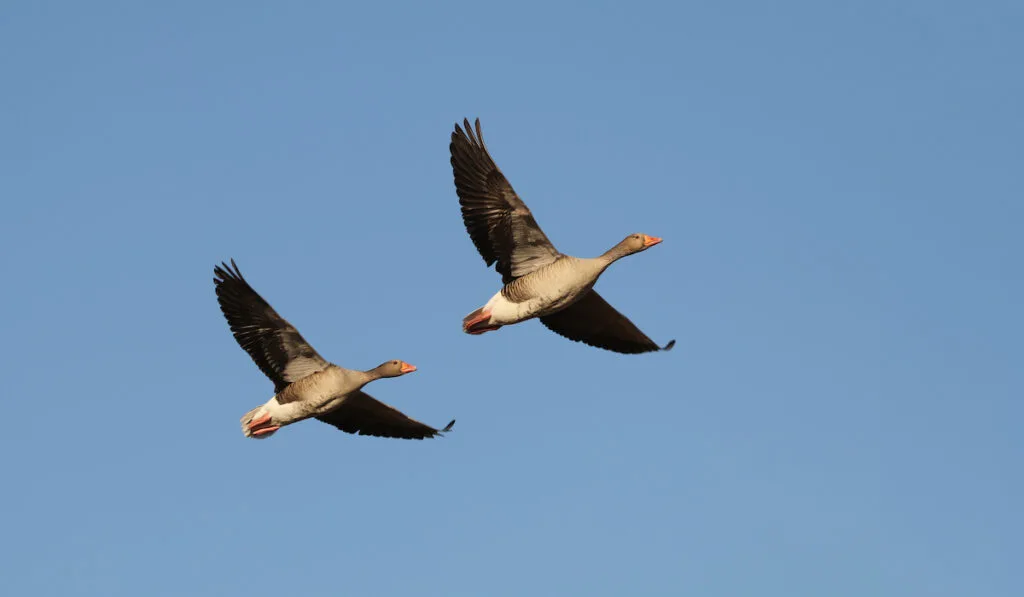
[1,2,1021,595]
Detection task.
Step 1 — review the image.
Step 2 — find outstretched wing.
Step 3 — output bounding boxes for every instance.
[450,118,561,283]
[316,391,455,440]
[213,260,329,392]
[540,290,675,355]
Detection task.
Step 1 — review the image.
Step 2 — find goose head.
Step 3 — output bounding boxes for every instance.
[604,233,662,261]
[372,359,418,378]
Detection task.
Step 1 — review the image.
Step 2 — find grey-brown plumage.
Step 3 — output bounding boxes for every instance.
[540,290,676,354]
[214,261,328,394]
[214,260,455,440]
[316,391,457,438]
[450,118,561,284]
[450,118,674,355]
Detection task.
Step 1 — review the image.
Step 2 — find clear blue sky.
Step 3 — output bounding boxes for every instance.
[1,2,1020,595]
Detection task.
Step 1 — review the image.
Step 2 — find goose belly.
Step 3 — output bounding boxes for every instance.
[487,275,595,324]
[527,263,598,316]
[263,394,316,426]
[537,282,593,315]
[484,292,535,324]
[273,367,356,420]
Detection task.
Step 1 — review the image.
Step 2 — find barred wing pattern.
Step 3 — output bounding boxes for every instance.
[213,260,329,393]
[540,290,676,355]
[450,118,561,283]
[316,391,456,440]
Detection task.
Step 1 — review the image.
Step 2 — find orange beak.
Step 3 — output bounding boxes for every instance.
[643,235,663,247]
[400,362,417,374]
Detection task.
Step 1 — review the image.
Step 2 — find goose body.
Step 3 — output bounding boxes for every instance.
[450,118,675,354]
[240,365,378,436]
[214,260,454,440]
[478,256,604,325]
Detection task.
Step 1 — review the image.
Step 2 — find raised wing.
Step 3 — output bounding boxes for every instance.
[316,391,455,440]
[540,290,675,355]
[450,118,561,283]
[213,260,329,393]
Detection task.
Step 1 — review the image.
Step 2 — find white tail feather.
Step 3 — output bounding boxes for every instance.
[240,405,272,439]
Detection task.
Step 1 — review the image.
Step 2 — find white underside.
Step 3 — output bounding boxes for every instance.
[241,395,308,438]
[482,292,529,324]
[262,395,308,424]
[481,287,589,325]
[476,258,605,326]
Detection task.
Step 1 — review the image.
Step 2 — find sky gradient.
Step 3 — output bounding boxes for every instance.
[1,2,1021,596]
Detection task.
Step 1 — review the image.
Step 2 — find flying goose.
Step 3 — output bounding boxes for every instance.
[213,260,455,440]
[450,118,675,355]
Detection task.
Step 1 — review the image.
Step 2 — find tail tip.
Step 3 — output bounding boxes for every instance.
[240,406,277,440]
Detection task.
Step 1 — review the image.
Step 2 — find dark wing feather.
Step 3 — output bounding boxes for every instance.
[540,290,675,355]
[450,118,561,283]
[213,260,329,392]
[315,391,455,440]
